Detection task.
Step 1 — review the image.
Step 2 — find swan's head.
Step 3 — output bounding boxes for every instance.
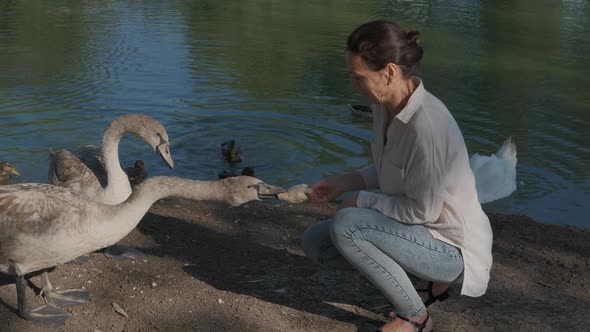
[220,176,286,206]
[0,161,20,178]
[120,115,174,169]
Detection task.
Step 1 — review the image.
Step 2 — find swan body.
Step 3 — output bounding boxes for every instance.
[469,137,517,204]
[0,176,276,275]
[0,176,284,326]
[48,115,174,205]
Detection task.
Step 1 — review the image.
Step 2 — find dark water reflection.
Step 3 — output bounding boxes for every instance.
[0,0,588,227]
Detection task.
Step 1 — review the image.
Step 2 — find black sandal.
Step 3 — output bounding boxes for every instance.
[416,282,449,307]
[397,313,431,332]
[375,313,431,332]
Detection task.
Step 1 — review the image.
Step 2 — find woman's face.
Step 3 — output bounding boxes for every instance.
[346,52,388,104]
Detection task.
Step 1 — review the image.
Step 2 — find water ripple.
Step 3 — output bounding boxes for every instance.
[0,0,588,227]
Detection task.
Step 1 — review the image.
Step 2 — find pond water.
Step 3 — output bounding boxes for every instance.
[0,0,588,227]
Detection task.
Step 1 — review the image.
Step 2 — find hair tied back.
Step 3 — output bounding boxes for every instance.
[407,30,421,46]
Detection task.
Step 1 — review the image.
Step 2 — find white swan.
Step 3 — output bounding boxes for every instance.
[48,114,174,205]
[277,138,518,206]
[0,175,285,327]
[469,137,517,204]
[347,104,519,204]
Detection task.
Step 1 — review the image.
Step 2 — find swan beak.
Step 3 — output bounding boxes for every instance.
[156,144,174,169]
[250,183,287,199]
[10,168,21,177]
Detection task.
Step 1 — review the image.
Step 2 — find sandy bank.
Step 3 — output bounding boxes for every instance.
[1,199,588,331]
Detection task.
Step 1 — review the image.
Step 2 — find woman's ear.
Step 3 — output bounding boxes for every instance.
[385,63,400,84]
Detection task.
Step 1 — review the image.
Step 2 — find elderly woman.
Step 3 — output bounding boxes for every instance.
[303,20,493,332]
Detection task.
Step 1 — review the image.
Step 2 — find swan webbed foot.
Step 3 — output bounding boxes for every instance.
[68,255,91,265]
[104,245,145,260]
[39,271,89,307]
[21,304,72,328]
[44,289,90,307]
[17,275,72,327]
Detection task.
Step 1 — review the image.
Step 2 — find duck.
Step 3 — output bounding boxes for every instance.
[348,104,373,118]
[48,114,174,259]
[0,161,20,183]
[125,160,147,187]
[469,137,517,204]
[0,175,285,327]
[221,139,242,163]
[218,167,254,179]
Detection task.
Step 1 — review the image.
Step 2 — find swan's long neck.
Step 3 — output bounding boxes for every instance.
[122,177,229,211]
[101,120,128,194]
[95,177,228,243]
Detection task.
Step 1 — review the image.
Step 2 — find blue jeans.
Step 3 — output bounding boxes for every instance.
[301,207,464,316]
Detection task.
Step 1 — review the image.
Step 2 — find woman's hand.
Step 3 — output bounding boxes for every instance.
[308,172,367,203]
[309,178,344,203]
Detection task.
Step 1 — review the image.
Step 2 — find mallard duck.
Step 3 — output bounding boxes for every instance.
[125,160,147,187]
[0,176,285,327]
[469,137,517,204]
[218,167,255,179]
[48,114,174,260]
[221,139,242,163]
[348,104,373,118]
[0,161,20,183]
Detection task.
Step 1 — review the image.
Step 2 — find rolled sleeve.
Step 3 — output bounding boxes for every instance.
[356,190,377,208]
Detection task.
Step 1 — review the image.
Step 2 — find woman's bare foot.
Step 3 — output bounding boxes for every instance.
[378,311,433,332]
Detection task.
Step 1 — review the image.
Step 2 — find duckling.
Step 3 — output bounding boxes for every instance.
[125,160,147,187]
[0,161,20,183]
[218,167,255,179]
[221,140,242,163]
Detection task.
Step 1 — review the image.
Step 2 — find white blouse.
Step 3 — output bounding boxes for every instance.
[356,78,493,297]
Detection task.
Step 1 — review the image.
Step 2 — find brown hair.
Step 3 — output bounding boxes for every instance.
[346,20,423,78]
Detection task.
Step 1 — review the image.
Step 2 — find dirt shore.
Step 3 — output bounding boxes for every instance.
[1,199,588,331]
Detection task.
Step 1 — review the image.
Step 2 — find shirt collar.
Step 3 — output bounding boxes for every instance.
[395,77,425,124]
